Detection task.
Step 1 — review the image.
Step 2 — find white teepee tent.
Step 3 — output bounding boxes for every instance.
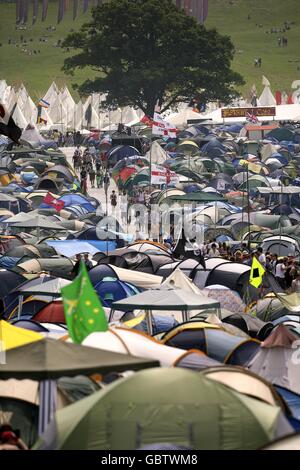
[11,103,28,129]
[258,76,276,106]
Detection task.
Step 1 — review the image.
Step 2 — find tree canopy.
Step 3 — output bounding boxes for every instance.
[63,0,244,115]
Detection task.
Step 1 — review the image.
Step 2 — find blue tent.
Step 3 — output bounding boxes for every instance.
[275,385,300,420]
[59,194,98,208]
[93,277,140,308]
[107,145,140,165]
[89,265,118,285]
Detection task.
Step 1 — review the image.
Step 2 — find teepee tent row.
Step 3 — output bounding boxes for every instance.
[1,75,299,131]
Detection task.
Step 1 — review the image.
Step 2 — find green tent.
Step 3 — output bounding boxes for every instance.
[34,368,290,450]
[0,338,159,380]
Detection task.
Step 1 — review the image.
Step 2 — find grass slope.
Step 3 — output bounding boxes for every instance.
[0,0,300,98]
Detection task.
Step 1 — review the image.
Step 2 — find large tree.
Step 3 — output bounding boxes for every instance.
[63,0,244,115]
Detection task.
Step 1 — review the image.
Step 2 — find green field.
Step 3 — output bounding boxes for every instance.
[0,0,300,99]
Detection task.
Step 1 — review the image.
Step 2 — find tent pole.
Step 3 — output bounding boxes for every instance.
[17,295,24,319]
[146,309,153,335]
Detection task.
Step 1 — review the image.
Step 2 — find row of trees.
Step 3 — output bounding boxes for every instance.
[63,0,244,116]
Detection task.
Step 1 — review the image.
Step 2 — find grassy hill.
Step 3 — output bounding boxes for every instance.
[0,0,300,99]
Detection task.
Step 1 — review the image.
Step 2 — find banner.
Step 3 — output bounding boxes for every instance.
[151,164,179,185]
[221,107,276,119]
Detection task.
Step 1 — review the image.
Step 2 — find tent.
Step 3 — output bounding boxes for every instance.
[35,368,292,450]
[111,287,221,333]
[201,366,287,410]
[81,327,218,369]
[248,325,300,394]
[0,320,42,350]
[93,278,140,308]
[89,264,162,289]
[162,321,260,365]
[166,192,226,203]
[0,338,159,380]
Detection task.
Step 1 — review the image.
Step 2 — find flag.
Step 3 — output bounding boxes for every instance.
[152,113,177,138]
[37,117,47,125]
[140,114,153,127]
[246,112,259,124]
[61,261,108,344]
[250,257,265,288]
[0,102,22,143]
[38,98,50,108]
[43,192,65,211]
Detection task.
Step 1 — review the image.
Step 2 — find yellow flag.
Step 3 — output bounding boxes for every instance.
[250,257,265,288]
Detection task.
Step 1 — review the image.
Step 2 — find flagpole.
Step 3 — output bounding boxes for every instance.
[247,164,251,250]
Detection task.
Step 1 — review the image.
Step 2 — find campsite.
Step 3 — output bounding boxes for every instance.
[2,0,300,455]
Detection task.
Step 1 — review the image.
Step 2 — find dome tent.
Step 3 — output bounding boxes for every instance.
[34,368,292,450]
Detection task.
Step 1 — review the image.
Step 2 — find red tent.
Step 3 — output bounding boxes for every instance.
[32,301,65,324]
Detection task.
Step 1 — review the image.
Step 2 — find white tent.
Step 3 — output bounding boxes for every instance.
[81,327,208,368]
[48,95,67,125]
[145,140,169,164]
[43,82,59,106]
[162,268,202,294]
[121,106,140,125]
[168,108,205,126]
[17,83,29,109]
[81,103,100,129]
[73,100,84,130]
[258,76,276,106]
[21,95,37,124]
[12,103,27,129]
[59,86,75,122]
[4,87,17,112]
[0,80,7,101]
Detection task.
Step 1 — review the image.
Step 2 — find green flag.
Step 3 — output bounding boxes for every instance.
[249,256,265,289]
[61,261,108,343]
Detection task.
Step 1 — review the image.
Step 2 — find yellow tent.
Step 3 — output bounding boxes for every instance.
[0,320,43,351]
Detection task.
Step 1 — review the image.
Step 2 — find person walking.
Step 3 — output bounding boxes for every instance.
[103,171,110,194]
[96,167,103,188]
[110,190,117,214]
[275,258,287,291]
[120,191,128,225]
[80,166,88,195]
[89,165,96,188]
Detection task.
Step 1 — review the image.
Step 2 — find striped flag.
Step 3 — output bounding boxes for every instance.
[38,98,50,108]
[152,113,177,138]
